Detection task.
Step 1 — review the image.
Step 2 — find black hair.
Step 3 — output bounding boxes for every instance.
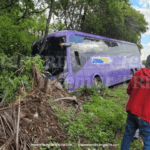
[146,55,150,68]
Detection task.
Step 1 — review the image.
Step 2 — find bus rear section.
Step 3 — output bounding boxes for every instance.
[67,33,142,90]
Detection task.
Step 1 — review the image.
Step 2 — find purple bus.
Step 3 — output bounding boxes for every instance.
[32,30,142,91]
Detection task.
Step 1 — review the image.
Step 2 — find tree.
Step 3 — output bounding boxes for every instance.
[54,0,148,52]
[120,3,148,51]
[39,0,55,55]
[0,0,48,56]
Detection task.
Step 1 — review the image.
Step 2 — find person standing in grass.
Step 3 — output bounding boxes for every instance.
[121,55,150,150]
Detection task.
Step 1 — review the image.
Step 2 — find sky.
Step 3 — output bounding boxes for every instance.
[129,0,150,60]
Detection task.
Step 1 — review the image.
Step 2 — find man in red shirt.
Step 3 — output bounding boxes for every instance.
[121,55,150,150]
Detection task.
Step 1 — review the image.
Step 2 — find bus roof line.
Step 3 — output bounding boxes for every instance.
[38,30,136,46]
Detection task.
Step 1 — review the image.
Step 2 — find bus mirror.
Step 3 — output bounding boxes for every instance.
[60,43,71,48]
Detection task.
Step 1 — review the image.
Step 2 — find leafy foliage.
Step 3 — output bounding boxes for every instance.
[0,54,44,106]
[0,0,48,56]
[0,14,34,55]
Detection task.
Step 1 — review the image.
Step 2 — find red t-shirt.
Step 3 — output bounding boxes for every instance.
[126,68,150,123]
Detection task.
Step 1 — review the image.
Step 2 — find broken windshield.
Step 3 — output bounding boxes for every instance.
[31,36,67,76]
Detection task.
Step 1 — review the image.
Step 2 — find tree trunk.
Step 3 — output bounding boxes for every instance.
[81,4,87,32]
[39,0,55,55]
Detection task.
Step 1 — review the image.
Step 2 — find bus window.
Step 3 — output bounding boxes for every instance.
[103,40,112,52]
[104,41,112,47]
[111,42,118,47]
[129,45,140,55]
[102,41,119,55]
[117,43,126,55]
[110,42,119,55]
[70,40,106,54]
[69,34,84,43]
[74,51,81,65]
[31,36,67,76]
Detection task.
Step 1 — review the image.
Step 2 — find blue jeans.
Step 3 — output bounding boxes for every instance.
[121,111,150,150]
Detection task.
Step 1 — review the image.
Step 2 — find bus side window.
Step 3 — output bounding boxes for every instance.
[104,41,112,47]
[111,42,118,47]
[74,51,81,65]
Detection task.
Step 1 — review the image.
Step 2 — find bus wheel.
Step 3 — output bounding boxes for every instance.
[130,69,134,78]
[93,76,102,90]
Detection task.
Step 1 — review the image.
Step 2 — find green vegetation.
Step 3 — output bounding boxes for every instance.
[0,54,44,106]
[142,60,146,66]
[51,86,143,150]
[0,0,64,56]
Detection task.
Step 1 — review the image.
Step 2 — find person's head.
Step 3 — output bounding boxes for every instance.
[146,55,150,68]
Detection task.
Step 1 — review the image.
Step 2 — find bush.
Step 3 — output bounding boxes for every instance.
[0,54,44,106]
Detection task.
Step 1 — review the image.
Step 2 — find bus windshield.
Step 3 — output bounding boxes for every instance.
[31,36,67,76]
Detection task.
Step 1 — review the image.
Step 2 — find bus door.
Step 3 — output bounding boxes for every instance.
[69,34,85,89]
[70,50,85,89]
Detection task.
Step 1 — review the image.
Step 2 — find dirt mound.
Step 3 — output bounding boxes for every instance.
[20,89,68,145]
[0,64,78,150]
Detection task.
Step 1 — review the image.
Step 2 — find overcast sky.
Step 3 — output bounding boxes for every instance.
[130,0,150,60]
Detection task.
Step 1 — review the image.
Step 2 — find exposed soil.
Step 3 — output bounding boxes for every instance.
[19,90,68,146]
[0,65,75,150]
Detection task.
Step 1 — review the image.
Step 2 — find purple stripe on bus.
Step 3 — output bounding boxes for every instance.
[38,30,136,45]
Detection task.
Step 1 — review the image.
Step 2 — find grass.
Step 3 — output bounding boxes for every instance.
[50,85,143,150]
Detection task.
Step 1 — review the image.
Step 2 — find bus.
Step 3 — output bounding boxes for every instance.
[31,30,142,91]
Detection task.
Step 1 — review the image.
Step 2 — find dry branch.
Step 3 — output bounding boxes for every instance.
[0,89,8,108]
[53,96,77,102]
[16,98,20,150]
[0,64,76,150]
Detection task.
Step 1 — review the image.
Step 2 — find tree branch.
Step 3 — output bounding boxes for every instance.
[39,0,55,55]
[0,0,18,10]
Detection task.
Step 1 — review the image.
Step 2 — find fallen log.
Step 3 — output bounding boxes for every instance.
[53,96,77,102]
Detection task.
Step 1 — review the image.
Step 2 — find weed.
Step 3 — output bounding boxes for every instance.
[52,85,143,149]
[48,136,53,141]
